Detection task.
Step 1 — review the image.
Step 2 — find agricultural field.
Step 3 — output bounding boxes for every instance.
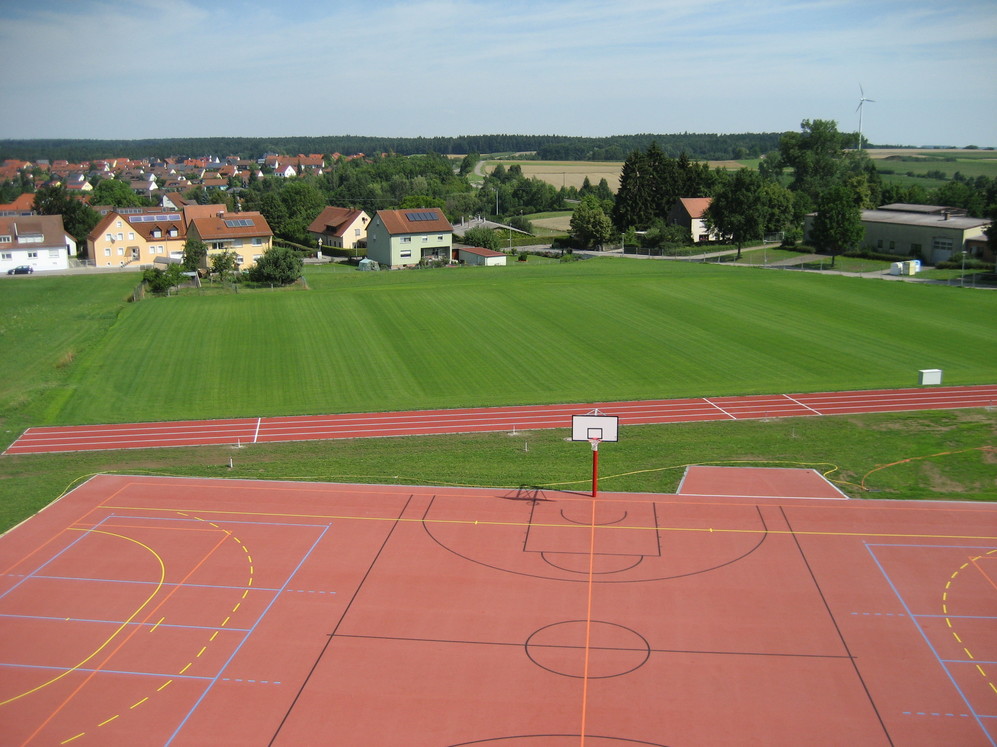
[481,158,746,191]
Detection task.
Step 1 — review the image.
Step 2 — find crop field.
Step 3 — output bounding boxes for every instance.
[483,158,748,191]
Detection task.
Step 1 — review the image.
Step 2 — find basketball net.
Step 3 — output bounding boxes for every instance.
[589,438,601,452]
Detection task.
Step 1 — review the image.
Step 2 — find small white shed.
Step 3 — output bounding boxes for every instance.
[458,246,507,266]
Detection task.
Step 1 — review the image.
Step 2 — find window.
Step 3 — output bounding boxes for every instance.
[27,251,38,258]
[401,237,412,243]
[400,250,412,258]
[129,232,135,240]
[116,220,122,228]
[152,229,161,238]
[252,237,262,246]
[932,237,953,252]
[0,235,11,243]
[104,248,111,256]
[117,247,124,256]
[168,228,178,237]
[1,252,11,260]
[49,249,60,258]
[106,233,113,242]
[422,236,428,242]
[232,239,243,247]
[117,232,123,241]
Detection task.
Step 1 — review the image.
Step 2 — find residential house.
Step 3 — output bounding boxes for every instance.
[667,198,718,243]
[0,193,37,216]
[804,203,991,264]
[0,214,75,272]
[307,206,370,252]
[365,209,453,268]
[186,211,273,269]
[87,209,186,268]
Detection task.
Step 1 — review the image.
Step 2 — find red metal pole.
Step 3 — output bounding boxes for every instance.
[592,442,599,497]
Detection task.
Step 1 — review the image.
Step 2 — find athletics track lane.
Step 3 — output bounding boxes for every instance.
[4,384,996,455]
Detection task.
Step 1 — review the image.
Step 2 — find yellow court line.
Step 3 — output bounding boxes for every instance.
[0,529,166,707]
[100,503,997,541]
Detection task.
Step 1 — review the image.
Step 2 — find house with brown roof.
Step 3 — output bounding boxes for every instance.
[186,211,273,269]
[1,214,76,272]
[667,197,718,243]
[307,206,370,252]
[87,209,187,268]
[365,209,453,268]
[458,245,507,266]
[0,193,38,216]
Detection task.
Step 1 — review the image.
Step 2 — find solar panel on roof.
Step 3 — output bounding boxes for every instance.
[224,218,254,228]
[404,211,437,221]
[128,214,181,223]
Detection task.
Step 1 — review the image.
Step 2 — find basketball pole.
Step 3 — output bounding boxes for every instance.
[591,438,600,497]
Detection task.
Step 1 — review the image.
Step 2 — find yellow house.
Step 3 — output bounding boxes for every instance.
[87,209,186,267]
[186,211,274,270]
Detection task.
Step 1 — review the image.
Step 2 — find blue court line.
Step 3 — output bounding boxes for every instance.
[101,514,333,530]
[164,523,331,745]
[0,660,215,682]
[0,513,121,604]
[865,543,995,745]
[6,573,291,593]
[0,612,254,633]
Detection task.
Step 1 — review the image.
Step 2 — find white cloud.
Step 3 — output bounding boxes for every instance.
[1,0,994,144]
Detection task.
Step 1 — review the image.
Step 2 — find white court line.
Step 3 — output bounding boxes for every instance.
[783,394,822,415]
[253,417,262,443]
[702,398,736,419]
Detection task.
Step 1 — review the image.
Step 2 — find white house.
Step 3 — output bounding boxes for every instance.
[366,209,453,269]
[0,215,75,272]
[458,246,507,266]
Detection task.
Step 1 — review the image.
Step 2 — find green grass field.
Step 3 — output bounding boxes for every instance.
[7,260,995,429]
[1,260,995,531]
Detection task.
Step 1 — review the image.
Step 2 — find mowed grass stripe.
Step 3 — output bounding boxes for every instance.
[34,260,997,425]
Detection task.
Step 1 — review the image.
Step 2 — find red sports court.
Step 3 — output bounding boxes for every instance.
[1,470,994,745]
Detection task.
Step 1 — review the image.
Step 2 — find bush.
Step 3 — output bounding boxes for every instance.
[247,245,303,285]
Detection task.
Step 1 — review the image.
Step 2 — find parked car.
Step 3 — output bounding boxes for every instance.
[7,265,34,275]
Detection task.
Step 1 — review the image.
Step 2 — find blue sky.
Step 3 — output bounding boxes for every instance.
[2,0,994,146]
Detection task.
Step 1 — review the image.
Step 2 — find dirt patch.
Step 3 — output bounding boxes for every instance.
[919,461,967,493]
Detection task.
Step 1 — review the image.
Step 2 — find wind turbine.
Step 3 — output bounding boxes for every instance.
[856,85,875,150]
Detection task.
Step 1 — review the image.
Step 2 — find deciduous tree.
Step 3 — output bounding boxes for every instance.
[810,184,864,267]
[704,169,764,259]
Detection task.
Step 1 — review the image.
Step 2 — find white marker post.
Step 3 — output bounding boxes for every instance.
[571,411,619,498]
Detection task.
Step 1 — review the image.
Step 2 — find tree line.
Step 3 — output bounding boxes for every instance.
[1,132,785,163]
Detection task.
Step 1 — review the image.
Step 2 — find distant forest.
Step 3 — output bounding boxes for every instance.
[0,133,792,163]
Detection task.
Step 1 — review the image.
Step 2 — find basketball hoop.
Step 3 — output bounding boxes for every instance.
[589,437,602,452]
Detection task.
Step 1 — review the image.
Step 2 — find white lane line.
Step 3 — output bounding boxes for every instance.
[703,398,737,419]
[253,418,262,443]
[783,394,822,415]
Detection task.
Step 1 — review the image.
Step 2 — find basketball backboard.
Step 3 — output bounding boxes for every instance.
[571,413,619,442]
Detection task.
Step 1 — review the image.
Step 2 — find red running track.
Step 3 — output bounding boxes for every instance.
[4,384,996,455]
